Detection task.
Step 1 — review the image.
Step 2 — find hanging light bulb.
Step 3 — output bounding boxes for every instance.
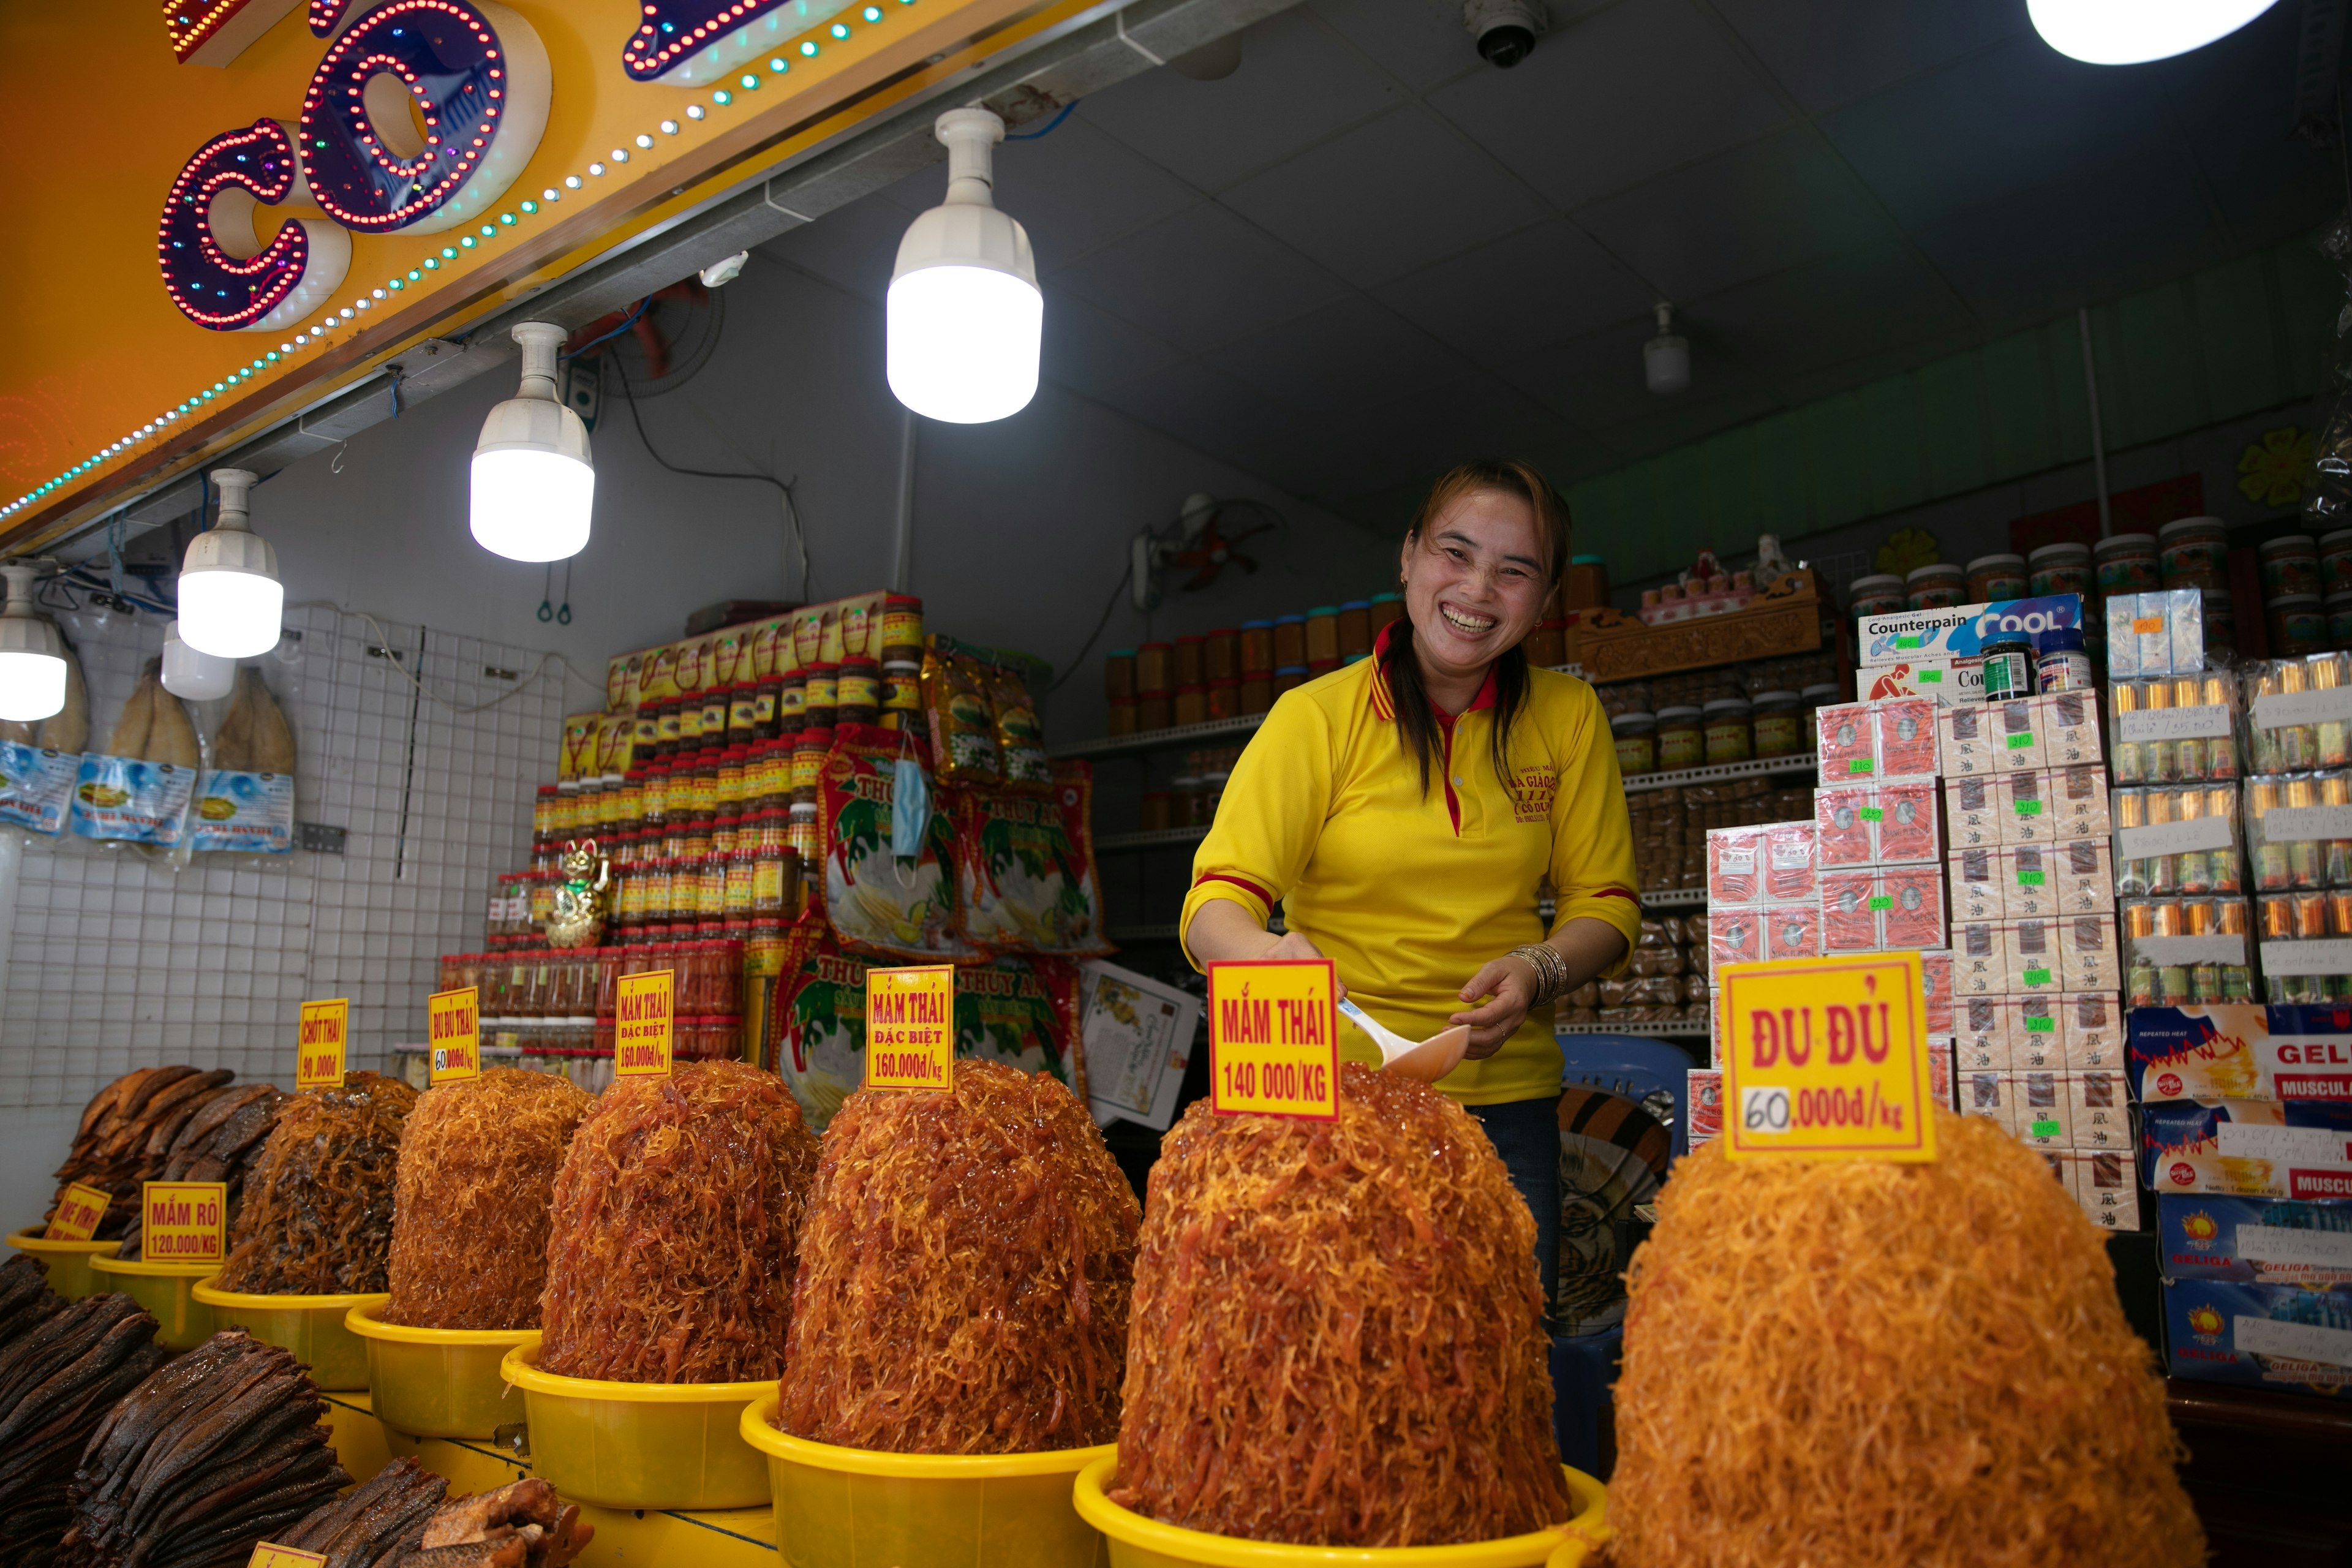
[161,620,236,701]
[178,467,284,659]
[2027,0,2280,64]
[472,321,594,562]
[1644,303,1690,396]
[0,562,67,723]
[886,108,1043,424]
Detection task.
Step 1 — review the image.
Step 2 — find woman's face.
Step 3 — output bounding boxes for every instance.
[1400,488,1550,684]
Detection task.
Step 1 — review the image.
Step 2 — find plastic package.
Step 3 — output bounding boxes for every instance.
[1761,903,1822,960]
[2041,689,2103,767]
[1874,698,1939,777]
[1921,949,1953,1033]
[1762,821,1818,902]
[2110,673,2238,784]
[1708,908,1763,968]
[1882,864,1947,948]
[1938,703,1998,778]
[1950,848,2000,922]
[2255,889,2352,1001]
[1874,778,1940,863]
[2113,784,2243,898]
[1820,871,1881,953]
[2120,896,2255,1006]
[1944,775,1999,850]
[2245,772,2352,891]
[2104,589,2206,678]
[2054,838,2116,914]
[1813,786,1874,868]
[1815,702,1874,778]
[1705,825,1763,905]
[2242,654,2352,772]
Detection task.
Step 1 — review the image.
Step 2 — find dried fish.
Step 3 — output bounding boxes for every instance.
[48,1069,245,1245]
[395,1478,590,1568]
[214,1074,414,1295]
[0,1278,167,1567]
[274,1457,447,1568]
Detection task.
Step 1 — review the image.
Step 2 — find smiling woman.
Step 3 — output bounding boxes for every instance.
[1180,458,1642,1324]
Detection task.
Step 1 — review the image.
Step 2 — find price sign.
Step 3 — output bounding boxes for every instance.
[142,1182,227,1264]
[45,1181,111,1241]
[426,987,480,1085]
[615,970,674,1077]
[295,999,347,1090]
[1206,959,1340,1120]
[246,1545,328,1568]
[864,965,954,1091]
[1717,952,1936,1163]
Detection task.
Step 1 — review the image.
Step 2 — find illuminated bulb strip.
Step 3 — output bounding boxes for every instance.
[620,0,912,82]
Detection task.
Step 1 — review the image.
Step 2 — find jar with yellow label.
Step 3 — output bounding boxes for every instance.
[677,695,704,750]
[656,698,684,756]
[1611,712,1656,775]
[792,728,831,807]
[633,707,659,761]
[882,660,922,730]
[882,594,924,666]
[837,657,881,725]
[1751,691,1801,758]
[1656,706,1703,771]
[699,689,730,750]
[1702,698,1753,764]
[533,785,557,847]
[725,846,757,920]
[752,813,791,915]
[803,663,839,731]
[778,671,807,733]
[717,749,745,814]
[727,684,759,745]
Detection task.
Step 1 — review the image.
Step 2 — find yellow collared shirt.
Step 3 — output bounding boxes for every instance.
[1180,653,1640,1104]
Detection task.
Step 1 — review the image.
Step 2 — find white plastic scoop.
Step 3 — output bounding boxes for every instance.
[1338,997,1470,1084]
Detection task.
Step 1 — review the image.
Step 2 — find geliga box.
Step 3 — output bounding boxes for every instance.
[2157,1194,2352,1284]
[2127,1004,2352,1102]
[1858,594,2086,669]
[2141,1098,2352,1199]
[2163,1277,2352,1398]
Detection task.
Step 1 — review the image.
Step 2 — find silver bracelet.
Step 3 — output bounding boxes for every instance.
[1507,943,1570,1006]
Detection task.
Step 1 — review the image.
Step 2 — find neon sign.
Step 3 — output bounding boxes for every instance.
[156,0,549,331]
[623,0,860,83]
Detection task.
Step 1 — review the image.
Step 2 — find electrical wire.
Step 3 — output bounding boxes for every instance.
[1045,560,1132,694]
[562,298,650,361]
[281,601,605,716]
[609,355,812,597]
[1006,102,1076,139]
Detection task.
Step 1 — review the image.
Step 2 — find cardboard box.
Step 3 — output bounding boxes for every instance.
[2140,1098,2352,1199]
[2065,1150,2144,1231]
[1762,821,1819,903]
[1863,658,1983,706]
[2007,919,2062,995]
[1687,1069,1722,1148]
[1882,864,1947,949]
[1930,1035,1955,1111]
[1953,920,2004,996]
[2015,1071,2070,1146]
[1989,697,2043,772]
[2059,914,2120,993]
[1706,826,1765,907]
[1945,776,2001,850]
[2053,839,2116,914]
[1875,698,1940,778]
[2049,763,2112,837]
[1962,1069,2015,1133]
[2041,690,2103,767]
[1875,778,1941,864]
[1921,948,1954,1035]
[1816,702,1874,780]
[1708,908,1764,968]
[2065,1069,2133,1149]
[1813,786,1874,869]
[2003,845,2059,920]
[2015,995,2064,1069]
[1956,995,2011,1069]
[2064,992,2125,1070]
[1762,901,1823,960]
[2157,1194,2352,1284]
[2163,1277,2352,1396]
[1858,594,2087,668]
[2128,1003,2352,1102]
[1951,848,2002,922]
[2000,771,2053,845]
[1820,870,1880,953]
[1939,703,1999,780]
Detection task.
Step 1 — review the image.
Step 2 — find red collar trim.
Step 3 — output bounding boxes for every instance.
[1371,620,1498,720]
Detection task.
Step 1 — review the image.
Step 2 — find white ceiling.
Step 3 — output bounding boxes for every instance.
[762,0,2339,527]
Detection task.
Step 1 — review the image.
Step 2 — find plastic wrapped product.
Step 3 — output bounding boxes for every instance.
[1812,787,1872,869]
[1950,849,2000,923]
[1762,820,1819,903]
[2122,897,2254,1008]
[2053,839,2115,915]
[1938,702,1995,779]
[1819,870,1880,954]
[1762,902,1820,960]
[2013,995,2062,1069]
[2040,688,2103,768]
[1944,776,1998,851]
[2256,890,2352,1003]
[1881,864,1947,950]
[1954,995,2010,1070]
[2246,772,2352,892]
[2063,992,2125,1069]
[1815,703,1874,778]
[1873,778,1939,864]
[1873,698,1939,777]
[1952,920,2002,997]
[1920,949,1953,1034]
[1708,908,1762,969]
[1705,825,1764,905]
[2244,654,2352,773]
[1989,697,2043,772]
[2002,846,2057,921]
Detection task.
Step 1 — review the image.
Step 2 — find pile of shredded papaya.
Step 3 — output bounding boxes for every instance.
[1604,1109,2204,1568]
[384,1068,593,1330]
[538,1060,818,1383]
[214,1072,417,1295]
[777,1060,1139,1453]
[1112,1063,1566,1546]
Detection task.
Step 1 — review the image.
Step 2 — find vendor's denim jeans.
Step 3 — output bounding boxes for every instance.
[1469,1093,1560,1319]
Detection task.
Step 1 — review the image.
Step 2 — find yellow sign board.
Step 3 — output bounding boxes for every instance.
[143,1181,228,1264]
[864,965,954,1091]
[616,969,674,1077]
[246,1544,329,1568]
[1717,954,1937,1162]
[427,986,482,1085]
[296,998,348,1090]
[45,1181,113,1242]
[1206,959,1340,1120]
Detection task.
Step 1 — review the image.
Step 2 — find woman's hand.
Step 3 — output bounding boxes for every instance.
[1449,955,1542,1058]
[1183,900,1346,999]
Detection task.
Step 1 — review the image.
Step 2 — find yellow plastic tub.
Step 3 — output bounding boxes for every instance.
[7,1228,123,1300]
[190,1282,386,1390]
[346,1300,538,1439]
[500,1342,770,1511]
[739,1393,1110,1568]
[87,1254,218,1351]
[1071,1457,1611,1568]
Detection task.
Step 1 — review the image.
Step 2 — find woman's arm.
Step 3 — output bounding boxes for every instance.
[1182,897,1347,993]
[1447,916,1627,1057]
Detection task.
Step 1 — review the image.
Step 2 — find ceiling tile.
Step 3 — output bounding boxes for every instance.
[1502,316,1773,432]
[993,119,1205,271]
[1820,34,2173,230]
[756,189,908,302]
[1040,295,1187,398]
[2190,138,2337,255]
[1090,359,1305,466]
[1427,0,1793,210]
[2143,0,2309,165]
[1274,372,1569,497]
[1049,202,1351,353]
[1572,126,1903,301]
[1076,8,1404,192]
[1305,0,1485,94]
[1581,386,1787,465]
[1685,238,1973,387]
[1712,0,2029,113]
[1373,217,1656,369]
[1204,295,1475,413]
[1218,107,1549,287]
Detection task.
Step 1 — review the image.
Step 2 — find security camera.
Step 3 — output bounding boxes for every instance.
[1464,0,1544,67]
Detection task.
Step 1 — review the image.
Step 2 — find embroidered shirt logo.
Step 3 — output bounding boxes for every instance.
[1514,766,1557,823]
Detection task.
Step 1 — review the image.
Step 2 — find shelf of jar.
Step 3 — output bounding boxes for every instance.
[1049,712,1266,761]
[1096,826,1211,853]
[1108,913,1284,944]
[1557,1019,1711,1039]
[1622,752,1820,794]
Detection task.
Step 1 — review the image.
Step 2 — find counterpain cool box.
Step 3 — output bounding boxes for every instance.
[1858,595,2086,669]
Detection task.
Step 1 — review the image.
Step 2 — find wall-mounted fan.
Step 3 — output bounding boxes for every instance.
[1130,494,1281,611]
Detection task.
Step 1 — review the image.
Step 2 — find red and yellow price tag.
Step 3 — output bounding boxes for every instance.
[427,987,481,1085]
[45,1181,111,1241]
[142,1181,227,1264]
[615,970,674,1077]
[1207,959,1340,1120]
[296,998,348,1090]
[1717,952,1936,1162]
[246,1544,328,1568]
[864,965,954,1091]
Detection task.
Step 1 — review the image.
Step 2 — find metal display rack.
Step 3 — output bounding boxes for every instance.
[1096,825,1210,853]
[1624,752,1820,794]
[1049,711,1265,762]
[1558,1019,1710,1039]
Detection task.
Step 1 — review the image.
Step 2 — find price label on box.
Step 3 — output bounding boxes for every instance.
[295,999,347,1090]
[1716,953,1936,1163]
[1207,959,1340,1120]
[865,965,954,1091]
[142,1181,227,1264]
[246,1545,328,1568]
[45,1180,111,1241]
[615,970,674,1077]
[426,987,480,1085]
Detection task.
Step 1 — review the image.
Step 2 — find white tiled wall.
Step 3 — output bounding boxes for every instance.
[0,603,568,1109]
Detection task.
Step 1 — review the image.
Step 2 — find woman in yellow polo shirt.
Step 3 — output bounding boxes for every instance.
[1182,458,1640,1311]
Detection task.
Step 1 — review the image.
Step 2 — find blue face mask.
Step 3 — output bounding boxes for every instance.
[892,757,930,858]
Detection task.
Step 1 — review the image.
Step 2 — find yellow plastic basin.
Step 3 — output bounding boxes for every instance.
[346,1300,539,1439]
[1071,1457,1611,1568]
[8,1228,123,1300]
[190,1281,387,1390]
[500,1342,770,1511]
[87,1254,218,1351]
[739,1393,1111,1568]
